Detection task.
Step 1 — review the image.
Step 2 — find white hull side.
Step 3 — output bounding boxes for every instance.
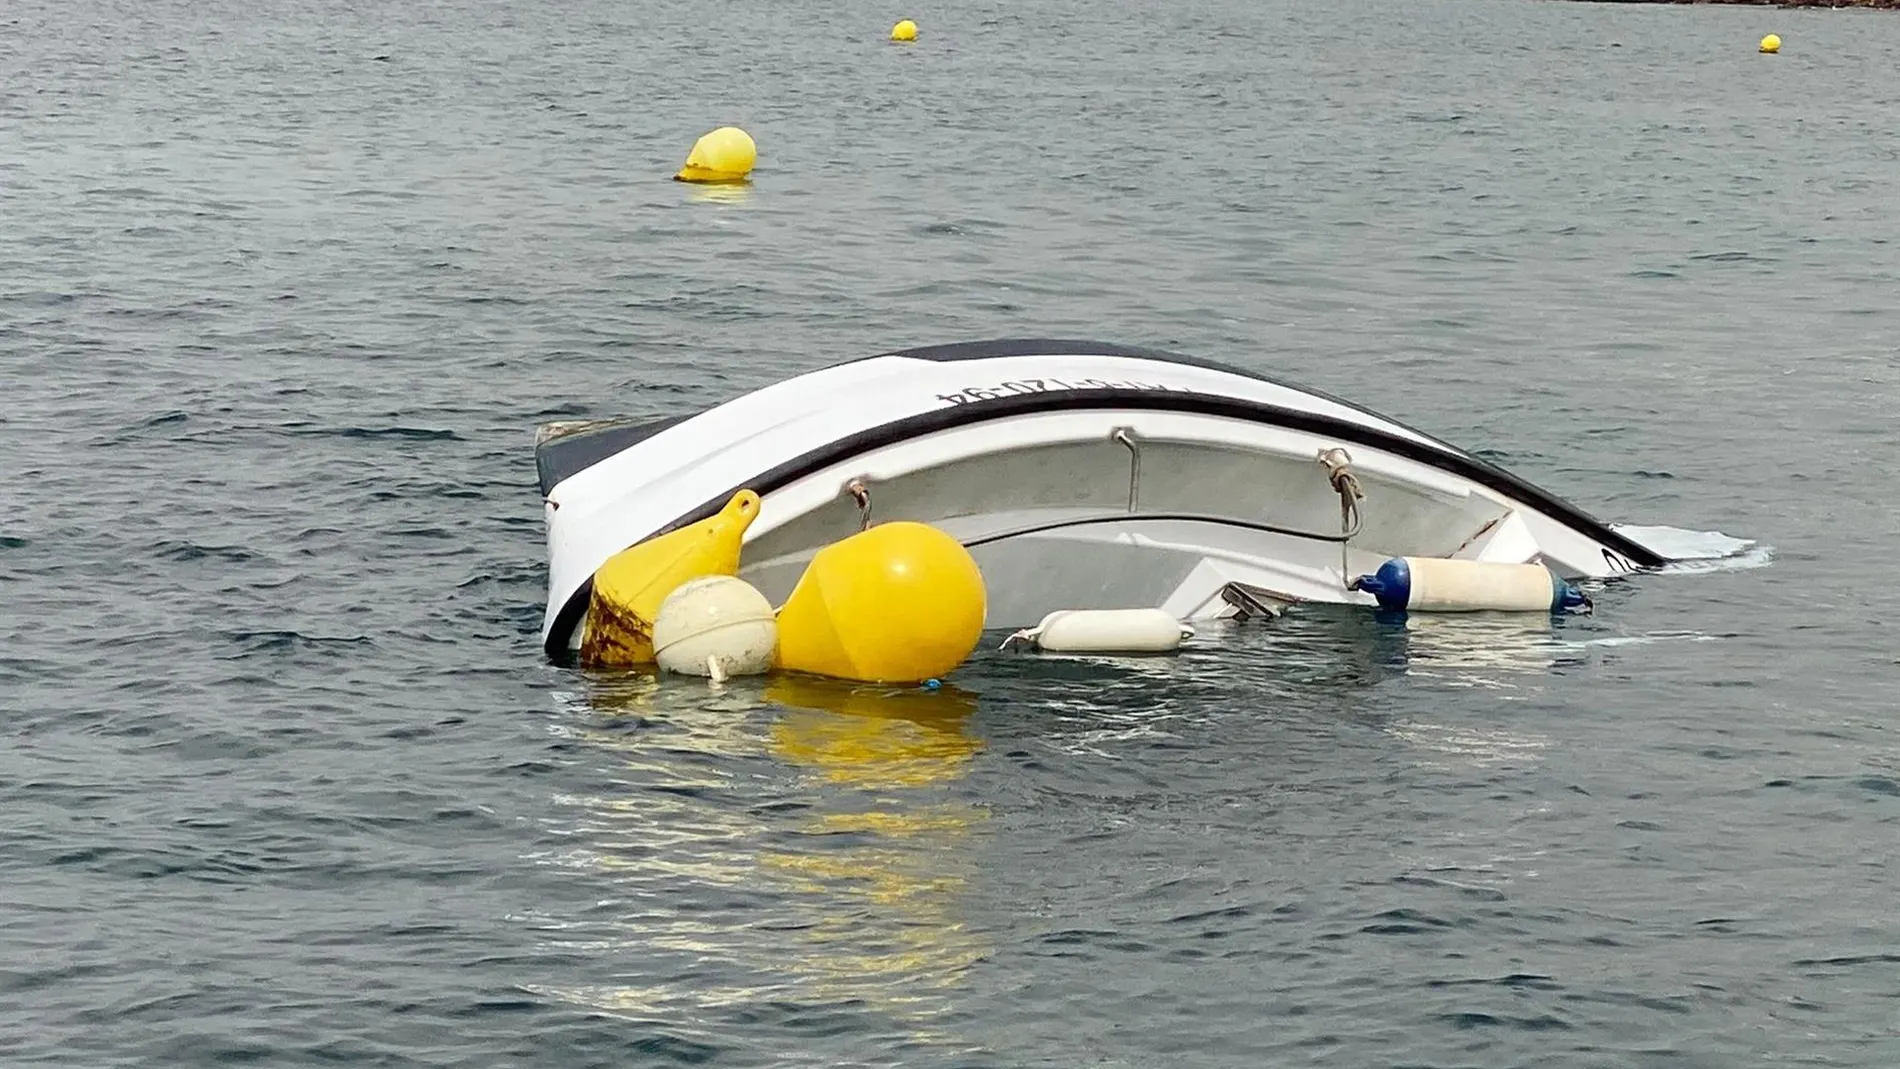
[538,350,1498,645]
[544,407,1646,652]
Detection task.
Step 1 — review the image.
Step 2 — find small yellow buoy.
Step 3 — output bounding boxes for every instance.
[890,19,918,42]
[1759,33,1780,54]
[674,126,756,184]
[580,490,761,668]
[773,521,986,684]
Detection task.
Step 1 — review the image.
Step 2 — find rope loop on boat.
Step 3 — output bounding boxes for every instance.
[1316,448,1364,539]
[1317,447,1365,585]
[845,479,873,531]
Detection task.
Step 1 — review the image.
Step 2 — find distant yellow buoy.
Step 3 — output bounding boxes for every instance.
[890,19,918,42]
[674,126,756,184]
[1759,33,1780,54]
[579,490,760,668]
[773,521,986,684]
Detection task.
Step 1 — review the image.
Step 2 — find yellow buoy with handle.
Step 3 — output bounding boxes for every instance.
[773,521,986,684]
[1759,33,1780,54]
[580,490,761,668]
[891,19,917,42]
[674,126,757,183]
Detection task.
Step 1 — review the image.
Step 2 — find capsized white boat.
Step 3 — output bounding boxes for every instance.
[534,338,1672,660]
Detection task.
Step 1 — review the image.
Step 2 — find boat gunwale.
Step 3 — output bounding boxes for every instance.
[536,337,1454,496]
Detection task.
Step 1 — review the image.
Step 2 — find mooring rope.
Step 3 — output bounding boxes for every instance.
[1316,447,1365,585]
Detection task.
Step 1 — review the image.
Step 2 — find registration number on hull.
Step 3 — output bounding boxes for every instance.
[936,378,1189,406]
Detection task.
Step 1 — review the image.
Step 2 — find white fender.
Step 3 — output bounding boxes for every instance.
[1402,558,1559,612]
[653,576,778,681]
[1001,608,1194,654]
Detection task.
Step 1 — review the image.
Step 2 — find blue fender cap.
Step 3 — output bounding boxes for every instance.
[1551,572,1593,614]
[1350,558,1412,611]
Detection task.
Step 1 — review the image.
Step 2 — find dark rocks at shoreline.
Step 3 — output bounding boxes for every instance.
[1564,0,1900,8]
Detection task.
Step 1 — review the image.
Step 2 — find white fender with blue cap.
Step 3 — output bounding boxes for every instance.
[1351,557,1592,614]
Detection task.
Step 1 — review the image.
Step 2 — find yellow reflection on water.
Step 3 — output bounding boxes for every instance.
[766,676,983,788]
[758,676,990,1016]
[685,183,753,206]
[532,670,991,1038]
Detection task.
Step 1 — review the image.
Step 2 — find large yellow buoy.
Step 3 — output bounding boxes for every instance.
[674,126,756,183]
[1759,33,1780,54]
[773,521,986,684]
[890,19,918,42]
[580,490,761,668]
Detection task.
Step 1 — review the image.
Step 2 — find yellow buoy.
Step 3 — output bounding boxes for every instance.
[1759,33,1780,54]
[674,126,756,184]
[890,19,918,42]
[579,490,761,668]
[773,521,986,684]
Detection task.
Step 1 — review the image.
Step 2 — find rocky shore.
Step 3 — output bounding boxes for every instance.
[1566,0,1900,7]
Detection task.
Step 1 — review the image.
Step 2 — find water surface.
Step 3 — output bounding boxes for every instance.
[4,0,1899,1065]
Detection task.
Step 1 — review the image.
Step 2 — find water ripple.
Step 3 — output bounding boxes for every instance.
[3,0,1897,1065]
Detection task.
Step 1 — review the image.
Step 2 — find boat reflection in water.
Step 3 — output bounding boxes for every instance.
[523,608,1640,1036]
[1182,605,1585,695]
[1368,609,1579,690]
[526,670,990,1049]
[1185,607,1586,770]
[1357,608,1586,770]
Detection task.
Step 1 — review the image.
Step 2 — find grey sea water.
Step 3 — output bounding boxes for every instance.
[4,0,1899,1065]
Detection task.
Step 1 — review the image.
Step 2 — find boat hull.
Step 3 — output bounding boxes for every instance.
[534,340,1666,659]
